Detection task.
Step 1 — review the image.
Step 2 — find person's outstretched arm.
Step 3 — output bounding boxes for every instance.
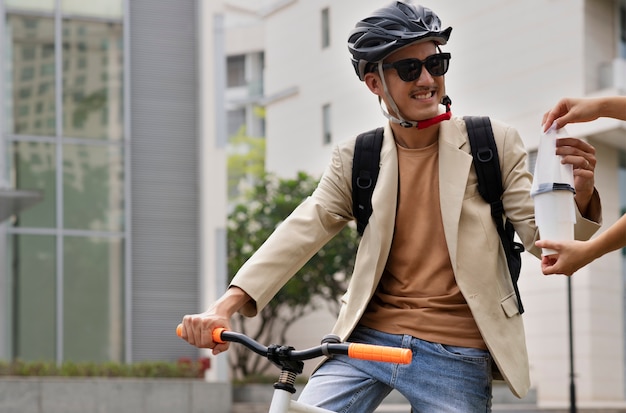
[542,96,626,132]
[535,214,626,275]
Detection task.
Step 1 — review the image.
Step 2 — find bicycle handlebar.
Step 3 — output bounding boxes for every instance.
[176,325,412,365]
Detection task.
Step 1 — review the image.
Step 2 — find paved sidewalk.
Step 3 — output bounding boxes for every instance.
[230,384,626,413]
[231,402,626,413]
[232,403,626,413]
[231,402,269,413]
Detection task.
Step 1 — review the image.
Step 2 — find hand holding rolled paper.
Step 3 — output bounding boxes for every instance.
[531,122,576,256]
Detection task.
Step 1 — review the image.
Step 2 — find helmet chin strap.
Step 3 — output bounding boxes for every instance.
[376,61,452,129]
[378,97,452,129]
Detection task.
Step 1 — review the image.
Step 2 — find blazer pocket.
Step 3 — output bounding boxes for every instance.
[501,292,520,318]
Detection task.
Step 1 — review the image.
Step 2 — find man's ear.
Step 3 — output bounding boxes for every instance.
[364,72,383,97]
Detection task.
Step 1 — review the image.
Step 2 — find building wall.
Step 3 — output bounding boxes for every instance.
[199,0,229,382]
[585,0,618,94]
[263,0,590,176]
[128,0,203,362]
[576,142,623,401]
[0,0,228,370]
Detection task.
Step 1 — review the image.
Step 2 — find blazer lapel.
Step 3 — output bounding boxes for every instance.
[438,120,473,271]
[367,123,398,276]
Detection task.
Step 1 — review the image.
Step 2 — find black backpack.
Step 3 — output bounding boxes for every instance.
[351,116,525,313]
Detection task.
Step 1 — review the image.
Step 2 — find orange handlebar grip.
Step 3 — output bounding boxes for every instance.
[212,327,227,344]
[176,325,227,344]
[348,343,412,364]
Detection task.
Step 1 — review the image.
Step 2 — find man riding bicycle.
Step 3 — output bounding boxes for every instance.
[180,2,602,411]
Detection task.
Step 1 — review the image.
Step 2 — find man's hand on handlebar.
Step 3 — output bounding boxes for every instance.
[178,286,252,355]
[180,310,231,355]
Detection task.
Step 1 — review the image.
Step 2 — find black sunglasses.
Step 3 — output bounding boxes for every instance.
[382,53,451,82]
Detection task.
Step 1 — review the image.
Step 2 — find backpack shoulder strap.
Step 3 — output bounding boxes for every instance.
[464,116,502,207]
[352,127,384,236]
[464,116,525,314]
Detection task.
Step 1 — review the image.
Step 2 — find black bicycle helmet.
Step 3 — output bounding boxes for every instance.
[348,1,452,80]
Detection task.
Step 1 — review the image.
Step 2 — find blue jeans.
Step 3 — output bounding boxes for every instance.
[298,326,493,413]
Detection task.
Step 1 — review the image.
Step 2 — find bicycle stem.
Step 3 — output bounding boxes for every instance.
[274,368,299,394]
[268,344,305,375]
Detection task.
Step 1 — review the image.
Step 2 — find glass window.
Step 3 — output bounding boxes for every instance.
[21,46,36,61]
[17,105,29,116]
[4,1,127,367]
[62,19,124,141]
[20,67,35,81]
[5,0,54,12]
[227,55,246,88]
[227,108,246,137]
[62,0,123,19]
[18,88,32,99]
[6,14,56,137]
[63,143,124,232]
[38,82,50,96]
[63,236,124,362]
[321,8,330,48]
[9,141,56,228]
[322,103,331,144]
[8,234,56,361]
[40,62,54,76]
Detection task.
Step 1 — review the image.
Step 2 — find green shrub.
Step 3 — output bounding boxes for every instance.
[0,357,210,379]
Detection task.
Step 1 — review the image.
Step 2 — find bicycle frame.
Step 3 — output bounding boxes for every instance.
[269,388,333,413]
[176,325,412,413]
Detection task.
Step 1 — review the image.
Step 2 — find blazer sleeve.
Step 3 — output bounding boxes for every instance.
[231,141,355,316]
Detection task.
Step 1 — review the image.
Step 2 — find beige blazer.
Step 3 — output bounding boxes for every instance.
[231,117,601,398]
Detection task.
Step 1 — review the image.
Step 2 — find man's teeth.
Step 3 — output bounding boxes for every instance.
[414,92,432,99]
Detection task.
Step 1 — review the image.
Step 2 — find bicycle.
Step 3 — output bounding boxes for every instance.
[176,325,412,413]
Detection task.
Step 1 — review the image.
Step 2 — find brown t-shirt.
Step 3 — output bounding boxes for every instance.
[360,141,486,350]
